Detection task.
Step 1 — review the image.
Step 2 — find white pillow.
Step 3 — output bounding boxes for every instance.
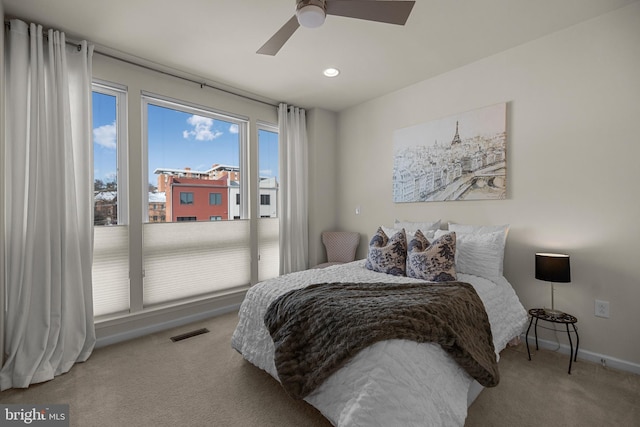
[435,229,505,280]
[382,226,435,241]
[448,222,509,238]
[394,219,441,233]
[448,223,509,274]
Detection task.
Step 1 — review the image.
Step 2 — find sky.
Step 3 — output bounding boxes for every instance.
[92,92,278,190]
[93,92,118,184]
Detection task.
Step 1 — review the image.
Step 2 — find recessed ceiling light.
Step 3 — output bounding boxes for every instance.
[323,68,340,78]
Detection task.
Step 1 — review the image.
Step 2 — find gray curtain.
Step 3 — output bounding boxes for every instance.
[1,19,96,390]
[278,103,309,274]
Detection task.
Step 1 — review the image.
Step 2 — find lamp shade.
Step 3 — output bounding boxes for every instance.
[535,253,571,283]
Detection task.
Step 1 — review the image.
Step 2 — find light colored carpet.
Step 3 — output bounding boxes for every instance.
[465,341,640,427]
[1,311,638,426]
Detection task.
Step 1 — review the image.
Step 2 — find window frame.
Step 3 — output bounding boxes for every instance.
[92,79,129,225]
[257,122,279,218]
[141,92,249,223]
[91,75,279,320]
[91,79,131,319]
[180,192,194,205]
[209,192,222,206]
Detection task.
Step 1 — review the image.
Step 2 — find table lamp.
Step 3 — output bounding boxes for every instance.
[535,253,571,317]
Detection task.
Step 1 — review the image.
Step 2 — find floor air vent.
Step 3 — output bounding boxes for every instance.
[170,328,210,342]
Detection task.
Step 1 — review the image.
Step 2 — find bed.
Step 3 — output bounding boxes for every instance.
[231,223,528,426]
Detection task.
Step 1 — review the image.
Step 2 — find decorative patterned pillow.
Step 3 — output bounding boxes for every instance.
[407,230,457,282]
[365,227,407,276]
[381,226,435,241]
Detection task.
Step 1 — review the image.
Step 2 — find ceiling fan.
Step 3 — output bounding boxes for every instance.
[257,0,416,56]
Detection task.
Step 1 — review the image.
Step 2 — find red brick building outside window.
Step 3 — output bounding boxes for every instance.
[166,176,229,222]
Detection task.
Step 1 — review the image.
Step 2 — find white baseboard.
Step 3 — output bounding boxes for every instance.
[95,292,244,348]
[523,334,640,376]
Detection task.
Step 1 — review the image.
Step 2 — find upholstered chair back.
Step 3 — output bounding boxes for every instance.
[314,231,360,268]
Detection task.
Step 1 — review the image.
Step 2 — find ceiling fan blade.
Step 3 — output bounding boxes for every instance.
[257,15,300,56]
[326,0,415,25]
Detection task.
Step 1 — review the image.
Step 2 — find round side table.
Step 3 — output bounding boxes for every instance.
[526,308,579,374]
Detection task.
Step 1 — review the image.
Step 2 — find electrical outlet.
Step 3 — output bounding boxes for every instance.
[595,300,610,318]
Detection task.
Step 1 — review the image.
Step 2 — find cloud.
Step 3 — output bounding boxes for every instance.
[93,121,117,149]
[229,124,239,134]
[183,115,223,141]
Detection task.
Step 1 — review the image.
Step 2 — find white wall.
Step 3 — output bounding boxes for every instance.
[334,3,640,366]
[307,108,339,267]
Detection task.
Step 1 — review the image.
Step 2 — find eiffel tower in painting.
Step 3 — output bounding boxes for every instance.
[451,121,462,145]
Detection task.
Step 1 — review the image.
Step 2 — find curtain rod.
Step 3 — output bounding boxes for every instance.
[93,49,279,108]
[4,19,82,51]
[5,19,279,109]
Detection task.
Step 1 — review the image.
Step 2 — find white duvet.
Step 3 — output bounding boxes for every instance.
[231,260,528,426]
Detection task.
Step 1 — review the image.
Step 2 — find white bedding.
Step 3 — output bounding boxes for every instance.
[231,260,528,426]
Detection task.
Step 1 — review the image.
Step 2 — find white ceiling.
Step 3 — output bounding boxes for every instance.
[3,0,636,112]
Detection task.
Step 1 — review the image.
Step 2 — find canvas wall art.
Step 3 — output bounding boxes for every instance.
[393,103,507,202]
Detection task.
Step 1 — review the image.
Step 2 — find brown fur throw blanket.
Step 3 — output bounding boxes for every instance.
[264,281,498,399]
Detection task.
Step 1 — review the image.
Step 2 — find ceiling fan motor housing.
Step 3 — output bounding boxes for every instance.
[296,0,327,28]
[258,0,415,55]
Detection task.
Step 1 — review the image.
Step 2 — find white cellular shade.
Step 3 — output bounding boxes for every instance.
[258,218,280,282]
[143,220,250,306]
[92,226,131,317]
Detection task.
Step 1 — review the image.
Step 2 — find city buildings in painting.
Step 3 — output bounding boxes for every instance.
[393,103,507,202]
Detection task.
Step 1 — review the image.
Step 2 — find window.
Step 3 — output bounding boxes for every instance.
[91,80,130,318]
[258,127,279,219]
[209,193,222,205]
[143,93,245,223]
[257,125,280,281]
[93,82,128,226]
[180,192,194,205]
[141,92,251,307]
[90,75,279,321]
